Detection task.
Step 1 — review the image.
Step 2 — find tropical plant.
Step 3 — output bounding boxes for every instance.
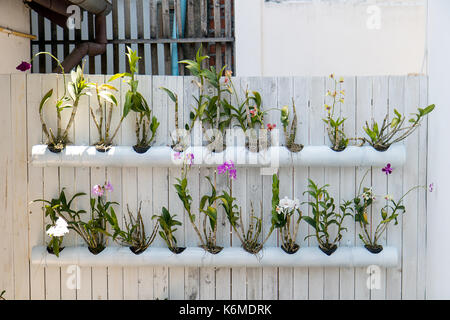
[350,168,428,253]
[362,104,435,151]
[106,202,159,254]
[280,99,303,153]
[219,165,274,254]
[104,47,159,153]
[174,154,222,254]
[303,179,352,255]
[271,175,303,253]
[180,46,231,152]
[34,188,82,257]
[152,207,184,254]
[35,53,89,153]
[160,87,189,152]
[323,74,349,151]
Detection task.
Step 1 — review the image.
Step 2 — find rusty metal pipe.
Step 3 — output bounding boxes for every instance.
[68,0,112,16]
[59,15,107,72]
[26,1,70,28]
[28,0,73,17]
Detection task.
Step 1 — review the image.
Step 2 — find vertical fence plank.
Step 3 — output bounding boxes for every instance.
[293,76,310,300]
[386,76,405,300]
[307,76,325,300]
[161,0,171,75]
[416,75,428,299]
[11,74,30,300]
[213,0,222,71]
[339,76,356,300]
[27,74,46,300]
[136,75,154,300]
[401,76,420,299]
[370,76,389,300]
[0,75,13,299]
[150,0,159,75]
[276,77,295,300]
[167,76,186,300]
[354,76,372,300]
[152,76,169,300]
[224,0,233,71]
[261,76,280,301]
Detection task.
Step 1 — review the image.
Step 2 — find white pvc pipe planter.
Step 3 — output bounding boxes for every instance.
[31,246,399,268]
[31,144,406,168]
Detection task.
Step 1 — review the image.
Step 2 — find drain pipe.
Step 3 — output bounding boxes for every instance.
[26,0,112,72]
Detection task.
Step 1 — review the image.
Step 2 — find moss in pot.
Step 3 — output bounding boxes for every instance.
[281,243,300,255]
[364,244,383,254]
[319,244,338,256]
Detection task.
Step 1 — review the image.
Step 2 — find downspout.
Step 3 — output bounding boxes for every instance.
[171,0,187,75]
[26,0,112,72]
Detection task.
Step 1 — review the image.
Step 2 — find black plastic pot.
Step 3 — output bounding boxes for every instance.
[364,245,383,254]
[319,244,337,256]
[130,246,146,255]
[200,245,223,254]
[169,247,186,254]
[88,246,105,255]
[286,143,304,153]
[281,244,300,254]
[95,144,112,153]
[47,246,65,255]
[47,144,64,153]
[373,145,390,152]
[133,145,151,154]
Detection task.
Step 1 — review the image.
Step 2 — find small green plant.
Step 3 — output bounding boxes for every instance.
[107,47,159,153]
[174,154,222,254]
[180,46,229,152]
[350,168,429,253]
[323,74,348,151]
[219,165,274,254]
[36,53,89,153]
[303,179,352,255]
[362,104,435,151]
[106,202,159,254]
[271,175,303,253]
[34,188,83,257]
[152,207,184,254]
[160,87,189,152]
[280,99,303,153]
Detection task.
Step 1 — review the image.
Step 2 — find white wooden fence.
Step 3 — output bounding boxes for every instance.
[0,74,428,300]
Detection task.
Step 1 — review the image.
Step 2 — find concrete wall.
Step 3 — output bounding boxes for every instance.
[0,0,30,74]
[236,0,427,76]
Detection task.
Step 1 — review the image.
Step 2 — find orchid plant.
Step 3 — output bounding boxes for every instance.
[219,164,274,254]
[323,75,349,152]
[362,104,435,151]
[160,87,188,152]
[25,53,90,153]
[106,201,159,254]
[174,153,222,254]
[303,179,352,255]
[180,46,229,151]
[280,99,303,153]
[350,167,429,253]
[34,188,83,257]
[152,207,184,254]
[271,175,303,253]
[105,47,159,153]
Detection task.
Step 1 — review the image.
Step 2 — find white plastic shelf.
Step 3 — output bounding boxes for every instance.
[31,246,399,268]
[31,144,406,168]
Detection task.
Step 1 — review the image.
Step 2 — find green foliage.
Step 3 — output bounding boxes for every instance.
[303,179,352,251]
[323,75,349,151]
[107,47,159,150]
[362,104,435,151]
[106,202,158,254]
[34,188,86,257]
[175,174,222,253]
[152,207,182,253]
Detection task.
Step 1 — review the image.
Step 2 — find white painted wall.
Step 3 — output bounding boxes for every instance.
[0,0,30,73]
[426,0,450,300]
[236,0,426,76]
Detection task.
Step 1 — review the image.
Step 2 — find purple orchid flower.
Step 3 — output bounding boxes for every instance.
[92,184,104,197]
[173,152,182,161]
[104,182,113,192]
[382,163,393,175]
[16,61,32,72]
[218,161,237,180]
[429,183,434,193]
[186,153,194,166]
